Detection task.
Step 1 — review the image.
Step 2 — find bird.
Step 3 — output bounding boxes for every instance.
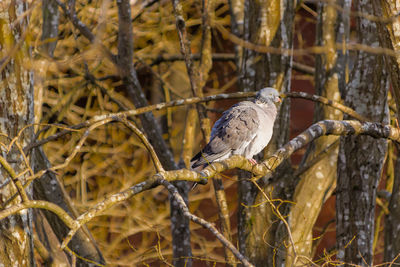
[190,87,281,170]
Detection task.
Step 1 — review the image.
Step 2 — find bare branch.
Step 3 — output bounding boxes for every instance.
[52,119,399,257]
[159,179,254,267]
[60,179,157,249]
[116,0,177,171]
[214,22,399,57]
[118,118,164,172]
[145,53,315,75]
[171,0,211,143]
[55,0,94,42]
[0,155,29,203]
[54,0,115,61]
[25,91,366,153]
[171,0,199,96]
[199,120,400,181]
[0,200,77,230]
[284,92,368,121]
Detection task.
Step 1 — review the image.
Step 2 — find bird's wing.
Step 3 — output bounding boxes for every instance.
[191,102,260,169]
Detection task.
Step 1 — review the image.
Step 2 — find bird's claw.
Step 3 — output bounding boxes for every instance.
[248,158,258,165]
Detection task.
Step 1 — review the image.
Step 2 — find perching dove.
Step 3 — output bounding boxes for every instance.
[190,87,281,170]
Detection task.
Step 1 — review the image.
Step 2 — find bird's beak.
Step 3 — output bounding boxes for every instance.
[276,96,282,103]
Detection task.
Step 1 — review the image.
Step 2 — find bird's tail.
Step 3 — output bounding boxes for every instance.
[190,150,205,170]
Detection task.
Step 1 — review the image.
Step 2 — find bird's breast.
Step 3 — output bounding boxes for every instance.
[244,109,275,158]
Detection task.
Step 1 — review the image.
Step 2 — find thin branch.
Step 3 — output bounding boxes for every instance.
[25,91,366,152]
[214,22,399,57]
[197,120,400,181]
[60,170,207,249]
[146,53,315,75]
[0,155,29,202]
[171,0,199,96]
[132,0,160,22]
[159,179,254,267]
[116,0,177,171]
[54,0,115,61]
[171,0,211,143]
[24,123,85,153]
[16,119,113,191]
[0,119,396,266]
[284,92,368,121]
[292,61,315,75]
[0,200,77,229]
[118,118,164,172]
[60,180,156,249]
[251,180,298,262]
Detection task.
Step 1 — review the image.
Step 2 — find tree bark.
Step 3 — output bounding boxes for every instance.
[0,1,35,265]
[372,1,400,263]
[286,1,350,265]
[336,0,389,265]
[41,0,59,57]
[236,0,294,265]
[32,148,105,266]
[115,1,191,266]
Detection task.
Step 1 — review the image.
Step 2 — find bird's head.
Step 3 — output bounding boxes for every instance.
[254,87,281,105]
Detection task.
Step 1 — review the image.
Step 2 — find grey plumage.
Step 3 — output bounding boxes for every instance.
[190,87,281,169]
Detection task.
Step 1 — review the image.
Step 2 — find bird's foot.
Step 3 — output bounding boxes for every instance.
[248,158,258,165]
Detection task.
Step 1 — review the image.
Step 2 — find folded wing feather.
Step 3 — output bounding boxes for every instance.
[190,102,260,169]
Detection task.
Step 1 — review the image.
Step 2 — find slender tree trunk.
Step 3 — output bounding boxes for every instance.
[286,1,350,265]
[32,148,105,266]
[116,1,191,265]
[372,1,400,263]
[41,0,59,57]
[32,3,105,265]
[236,1,294,265]
[0,1,35,265]
[336,0,389,265]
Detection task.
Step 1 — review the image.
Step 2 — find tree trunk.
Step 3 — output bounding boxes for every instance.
[336,0,389,265]
[0,1,35,265]
[285,1,350,265]
[116,1,191,265]
[372,1,400,263]
[236,0,294,265]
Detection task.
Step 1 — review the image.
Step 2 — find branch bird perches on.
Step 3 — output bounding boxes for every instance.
[56,119,400,261]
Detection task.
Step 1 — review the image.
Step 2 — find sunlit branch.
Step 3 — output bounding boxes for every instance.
[60,171,206,249]
[54,0,116,62]
[118,117,164,172]
[200,120,400,181]
[171,0,199,95]
[305,0,400,24]
[60,179,157,250]
[214,22,399,57]
[54,120,399,258]
[143,53,315,75]
[159,179,254,267]
[0,155,29,203]
[284,92,368,121]
[62,169,207,248]
[19,118,114,189]
[0,200,77,229]
[24,90,366,153]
